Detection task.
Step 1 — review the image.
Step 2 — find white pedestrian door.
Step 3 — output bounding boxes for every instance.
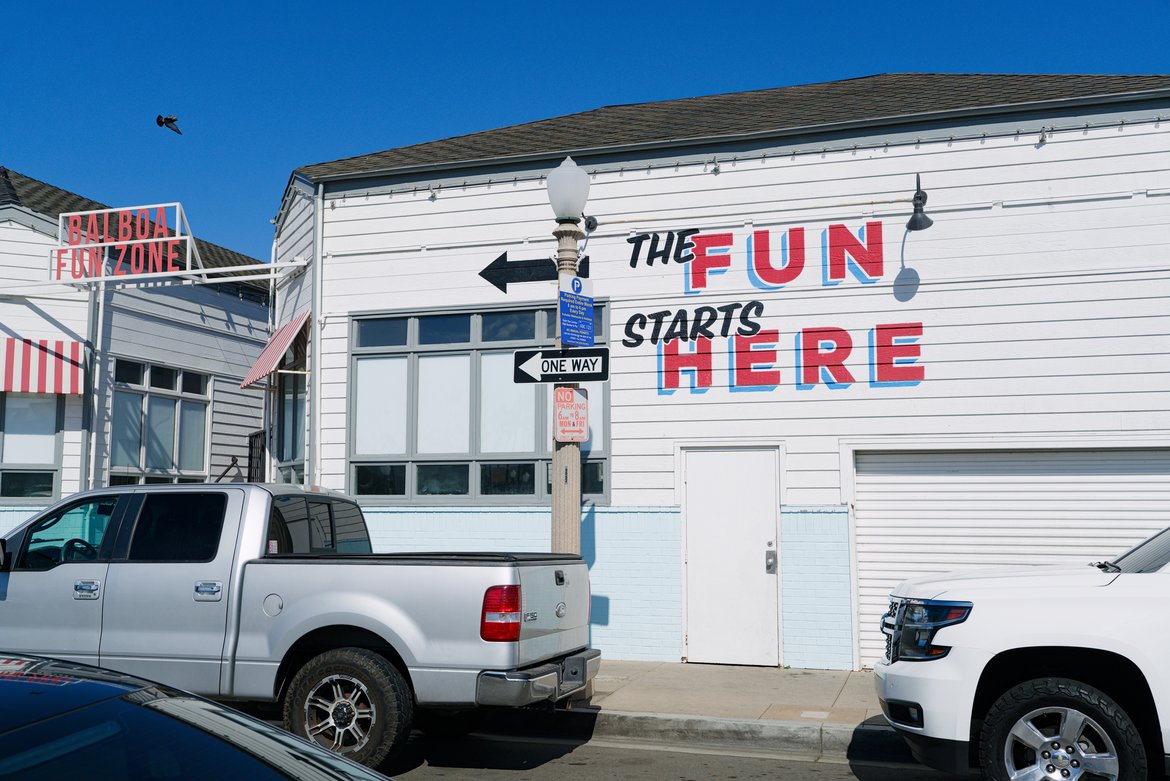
[683,448,780,666]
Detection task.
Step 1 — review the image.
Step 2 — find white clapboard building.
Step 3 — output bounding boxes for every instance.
[260,74,1170,668]
[0,169,270,529]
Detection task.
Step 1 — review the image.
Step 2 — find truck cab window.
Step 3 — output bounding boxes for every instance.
[332,500,372,553]
[128,493,227,562]
[270,495,330,554]
[16,497,119,570]
[308,500,333,551]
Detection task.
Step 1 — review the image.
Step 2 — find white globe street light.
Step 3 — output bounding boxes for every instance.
[545,156,589,555]
[546,157,590,222]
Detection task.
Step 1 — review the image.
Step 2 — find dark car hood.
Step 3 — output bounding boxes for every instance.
[0,654,149,734]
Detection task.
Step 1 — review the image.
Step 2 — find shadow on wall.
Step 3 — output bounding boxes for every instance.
[581,505,610,629]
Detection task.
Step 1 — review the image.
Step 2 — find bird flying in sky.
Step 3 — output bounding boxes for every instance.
[156,115,182,135]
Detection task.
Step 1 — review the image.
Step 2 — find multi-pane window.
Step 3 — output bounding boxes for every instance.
[275,372,306,484]
[109,359,209,485]
[350,306,607,502]
[0,394,60,498]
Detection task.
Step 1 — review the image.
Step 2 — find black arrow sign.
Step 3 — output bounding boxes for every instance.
[479,252,589,294]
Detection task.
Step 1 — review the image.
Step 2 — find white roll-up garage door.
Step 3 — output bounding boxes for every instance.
[854,448,1170,666]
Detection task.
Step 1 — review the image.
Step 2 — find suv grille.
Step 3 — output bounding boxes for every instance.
[880,597,905,662]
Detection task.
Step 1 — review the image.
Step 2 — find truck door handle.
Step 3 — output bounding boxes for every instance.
[74,580,100,600]
[194,581,223,602]
[764,550,777,574]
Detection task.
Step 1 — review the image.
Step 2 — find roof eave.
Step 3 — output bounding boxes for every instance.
[298,86,1170,185]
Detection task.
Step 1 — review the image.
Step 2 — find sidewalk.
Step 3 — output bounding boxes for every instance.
[556,660,911,763]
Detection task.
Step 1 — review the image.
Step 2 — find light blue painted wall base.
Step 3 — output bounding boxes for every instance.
[0,500,855,669]
[361,505,684,662]
[781,506,854,670]
[0,507,43,535]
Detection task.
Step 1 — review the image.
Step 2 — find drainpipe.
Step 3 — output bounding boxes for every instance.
[265,232,277,482]
[307,182,325,488]
[87,280,107,490]
[79,282,98,492]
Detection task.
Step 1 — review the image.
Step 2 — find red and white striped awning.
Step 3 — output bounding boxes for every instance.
[1,337,85,395]
[241,310,311,389]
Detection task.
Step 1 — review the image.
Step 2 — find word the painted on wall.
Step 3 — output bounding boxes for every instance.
[626,229,700,267]
[50,204,190,283]
[658,323,924,394]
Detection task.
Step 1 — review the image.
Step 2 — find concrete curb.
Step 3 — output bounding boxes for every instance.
[558,707,913,763]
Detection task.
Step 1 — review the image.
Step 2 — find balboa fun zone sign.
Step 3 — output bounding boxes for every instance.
[48,203,201,283]
[45,203,305,288]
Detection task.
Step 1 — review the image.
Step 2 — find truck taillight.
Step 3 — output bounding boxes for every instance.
[481,585,521,642]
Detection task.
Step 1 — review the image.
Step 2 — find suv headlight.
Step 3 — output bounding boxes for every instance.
[881,599,972,662]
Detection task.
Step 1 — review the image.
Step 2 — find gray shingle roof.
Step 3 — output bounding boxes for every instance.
[297,73,1170,181]
[1,167,262,274]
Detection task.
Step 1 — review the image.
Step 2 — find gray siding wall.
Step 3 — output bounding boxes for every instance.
[275,176,316,327]
[97,283,268,482]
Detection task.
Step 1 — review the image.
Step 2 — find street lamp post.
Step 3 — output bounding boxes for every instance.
[546,157,590,555]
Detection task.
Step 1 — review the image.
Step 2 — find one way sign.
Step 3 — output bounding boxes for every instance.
[513,347,610,383]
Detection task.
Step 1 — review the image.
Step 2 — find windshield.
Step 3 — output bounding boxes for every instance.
[1112,526,1170,574]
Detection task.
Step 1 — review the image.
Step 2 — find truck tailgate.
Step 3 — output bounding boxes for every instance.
[516,560,590,666]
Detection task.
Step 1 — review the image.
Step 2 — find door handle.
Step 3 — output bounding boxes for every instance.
[764,550,777,574]
[194,581,223,602]
[74,580,100,600]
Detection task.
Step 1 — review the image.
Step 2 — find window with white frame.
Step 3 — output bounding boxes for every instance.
[0,394,61,498]
[349,306,607,502]
[109,359,209,485]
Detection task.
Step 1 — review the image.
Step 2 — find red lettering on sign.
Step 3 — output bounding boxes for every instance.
[826,221,883,283]
[732,330,780,388]
[799,327,855,388]
[871,323,924,385]
[135,210,150,240]
[118,211,132,241]
[660,337,714,391]
[153,207,169,237]
[749,228,805,287]
[686,233,734,291]
[66,215,82,246]
[166,239,181,271]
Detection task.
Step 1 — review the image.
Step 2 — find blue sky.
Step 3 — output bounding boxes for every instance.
[3,1,1169,262]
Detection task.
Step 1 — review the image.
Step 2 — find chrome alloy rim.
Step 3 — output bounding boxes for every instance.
[303,673,376,754]
[1003,706,1119,780]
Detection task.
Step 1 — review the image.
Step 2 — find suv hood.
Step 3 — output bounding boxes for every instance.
[891,561,1119,600]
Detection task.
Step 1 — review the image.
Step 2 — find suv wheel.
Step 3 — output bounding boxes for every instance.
[979,677,1145,781]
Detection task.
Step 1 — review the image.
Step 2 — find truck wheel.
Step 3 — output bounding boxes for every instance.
[283,647,414,768]
[979,677,1145,781]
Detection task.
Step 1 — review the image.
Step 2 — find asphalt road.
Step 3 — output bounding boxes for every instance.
[381,733,959,781]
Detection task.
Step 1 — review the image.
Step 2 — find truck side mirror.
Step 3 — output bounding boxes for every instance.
[0,538,9,572]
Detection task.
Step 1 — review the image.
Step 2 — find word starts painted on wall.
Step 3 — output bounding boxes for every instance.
[621,221,924,394]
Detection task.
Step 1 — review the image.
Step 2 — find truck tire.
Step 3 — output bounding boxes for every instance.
[283,647,414,768]
[979,677,1145,781]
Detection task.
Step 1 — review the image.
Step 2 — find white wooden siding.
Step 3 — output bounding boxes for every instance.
[853,449,1170,665]
[0,218,89,495]
[307,113,1170,507]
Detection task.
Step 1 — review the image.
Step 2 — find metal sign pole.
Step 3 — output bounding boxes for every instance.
[550,220,584,555]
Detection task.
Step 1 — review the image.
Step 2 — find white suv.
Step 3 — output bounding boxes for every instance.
[874,527,1170,780]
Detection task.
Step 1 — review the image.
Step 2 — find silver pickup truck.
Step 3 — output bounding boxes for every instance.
[0,483,599,767]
